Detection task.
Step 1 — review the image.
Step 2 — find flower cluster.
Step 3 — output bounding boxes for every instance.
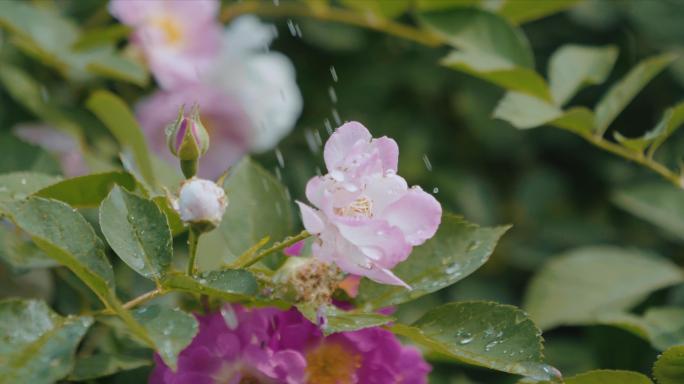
[298,122,442,288]
[110,0,302,178]
[150,305,430,384]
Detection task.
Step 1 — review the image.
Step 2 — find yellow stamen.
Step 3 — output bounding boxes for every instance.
[153,16,183,45]
[306,342,361,384]
[334,196,373,218]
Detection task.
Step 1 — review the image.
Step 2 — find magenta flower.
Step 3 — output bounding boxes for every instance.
[297,122,442,288]
[109,0,222,89]
[150,305,430,384]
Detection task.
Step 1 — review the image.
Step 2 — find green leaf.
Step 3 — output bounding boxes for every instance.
[0,224,57,270]
[69,353,150,381]
[548,45,618,106]
[356,214,509,310]
[34,171,137,208]
[523,246,684,330]
[86,91,156,189]
[612,182,684,242]
[297,304,393,335]
[614,101,684,154]
[0,299,93,384]
[0,134,61,175]
[1,197,116,298]
[340,0,411,18]
[0,1,146,85]
[549,107,595,135]
[597,307,684,351]
[213,158,293,267]
[441,51,551,100]
[493,92,563,129]
[417,7,533,68]
[132,305,198,369]
[594,53,678,135]
[152,196,185,237]
[99,186,172,282]
[393,301,559,380]
[543,370,654,384]
[0,65,82,139]
[654,345,684,384]
[0,172,62,203]
[162,270,258,301]
[497,0,583,25]
[73,24,131,50]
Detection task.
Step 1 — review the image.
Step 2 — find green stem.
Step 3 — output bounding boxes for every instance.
[220,2,442,47]
[235,230,311,269]
[187,227,200,276]
[579,132,684,189]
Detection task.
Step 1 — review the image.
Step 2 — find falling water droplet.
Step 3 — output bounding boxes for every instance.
[275,148,285,168]
[330,66,338,82]
[314,129,323,146]
[20,178,27,185]
[332,109,342,125]
[324,118,333,133]
[286,19,296,36]
[221,304,239,330]
[274,167,282,181]
[433,187,439,194]
[328,86,338,103]
[422,154,432,171]
[305,129,320,153]
[40,86,49,102]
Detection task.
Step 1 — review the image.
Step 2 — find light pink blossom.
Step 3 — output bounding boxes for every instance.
[109,0,221,89]
[297,122,442,288]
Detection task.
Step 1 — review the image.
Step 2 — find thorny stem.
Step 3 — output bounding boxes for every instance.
[238,230,311,268]
[220,1,442,47]
[186,226,200,276]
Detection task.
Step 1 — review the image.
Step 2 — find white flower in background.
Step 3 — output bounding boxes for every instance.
[174,178,227,228]
[206,15,303,152]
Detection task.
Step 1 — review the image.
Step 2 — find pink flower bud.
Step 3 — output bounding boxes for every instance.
[175,178,227,229]
[165,105,210,161]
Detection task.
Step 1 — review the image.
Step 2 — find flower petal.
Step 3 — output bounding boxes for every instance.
[323,121,371,170]
[382,187,442,246]
[372,136,399,172]
[335,219,411,268]
[364,172,407,215]
[297,202,325,234]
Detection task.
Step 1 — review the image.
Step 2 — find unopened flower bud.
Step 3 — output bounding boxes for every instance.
[166,104,210,178]
[174,178,227,232]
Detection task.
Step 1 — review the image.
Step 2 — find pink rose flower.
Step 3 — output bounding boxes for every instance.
[109,0,222,89]
[297,122,442,288]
